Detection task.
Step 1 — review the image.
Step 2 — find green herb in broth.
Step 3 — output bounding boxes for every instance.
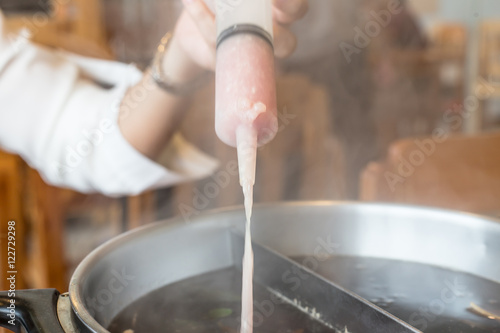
[209,308,234,319]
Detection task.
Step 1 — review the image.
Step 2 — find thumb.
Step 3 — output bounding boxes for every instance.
[181,0,217,47]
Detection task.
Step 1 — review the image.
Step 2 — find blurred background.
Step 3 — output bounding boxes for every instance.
[0,0,500,292]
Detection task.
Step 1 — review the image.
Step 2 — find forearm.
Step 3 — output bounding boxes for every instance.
[118,34,206,160]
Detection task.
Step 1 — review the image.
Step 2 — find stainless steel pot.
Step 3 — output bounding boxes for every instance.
[1,202,500,332]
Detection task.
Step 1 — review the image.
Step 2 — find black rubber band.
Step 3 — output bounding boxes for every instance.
[216,24,274,49]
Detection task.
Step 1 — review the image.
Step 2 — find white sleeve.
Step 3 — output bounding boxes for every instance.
[0,14,218,197]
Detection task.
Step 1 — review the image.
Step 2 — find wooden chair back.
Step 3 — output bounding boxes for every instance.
[360,131,500,215]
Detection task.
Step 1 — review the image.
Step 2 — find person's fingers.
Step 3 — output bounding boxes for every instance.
[181,0,217,47]
[272,0,308,25]
[203,0,215,12]
[174,11,216,70]
[273,24,297,58]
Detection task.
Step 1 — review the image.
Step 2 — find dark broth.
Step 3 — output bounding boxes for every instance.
[292,256,500,333]
[108,267,338,333]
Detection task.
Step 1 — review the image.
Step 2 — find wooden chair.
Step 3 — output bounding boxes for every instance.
[0,152,26,291]
[23,169,68,291]
[0,150,68,292]
[360,131,500,215]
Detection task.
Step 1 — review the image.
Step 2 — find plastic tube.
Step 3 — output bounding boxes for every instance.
[215,0,278,190]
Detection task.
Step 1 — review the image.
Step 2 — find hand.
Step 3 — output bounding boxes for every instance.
[122,0,307,160]
[169,0,309,73]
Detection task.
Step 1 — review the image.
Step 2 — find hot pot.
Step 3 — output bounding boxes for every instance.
[1,202,500,332]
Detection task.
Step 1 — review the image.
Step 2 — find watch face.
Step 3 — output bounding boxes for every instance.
[0,0,51,14]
